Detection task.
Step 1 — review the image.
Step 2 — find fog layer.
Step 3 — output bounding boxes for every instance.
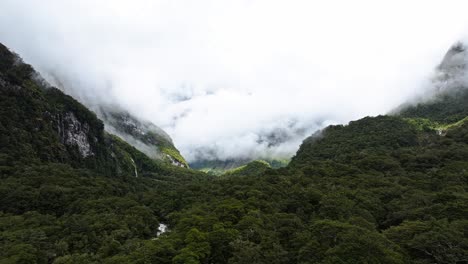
[1,0,468,161]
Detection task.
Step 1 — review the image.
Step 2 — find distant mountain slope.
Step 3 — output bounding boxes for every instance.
[222,160,271,177]
[98,106,188,167]
[191,158,288,175]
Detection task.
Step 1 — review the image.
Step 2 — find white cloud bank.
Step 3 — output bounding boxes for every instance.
[1,0,468,161]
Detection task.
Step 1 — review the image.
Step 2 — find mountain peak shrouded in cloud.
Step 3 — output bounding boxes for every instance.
[394,41,468,126]
[438,42,467,72]
[2,0,468,163]
[428,40,468,95]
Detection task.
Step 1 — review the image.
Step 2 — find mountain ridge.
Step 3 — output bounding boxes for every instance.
[0,42,190,177]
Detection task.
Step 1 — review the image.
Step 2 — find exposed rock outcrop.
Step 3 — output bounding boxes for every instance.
[57,112,93,157]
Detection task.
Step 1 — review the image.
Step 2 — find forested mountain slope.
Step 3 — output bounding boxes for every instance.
[0,43,467,263]
[0,42,208,263]
[0,42,191,177]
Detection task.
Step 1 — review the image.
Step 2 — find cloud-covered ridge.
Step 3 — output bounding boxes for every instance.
[2,0,468,162]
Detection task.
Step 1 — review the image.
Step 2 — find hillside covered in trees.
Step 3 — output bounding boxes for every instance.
[0,43,467,263]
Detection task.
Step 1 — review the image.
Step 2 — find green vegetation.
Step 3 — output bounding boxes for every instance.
[190,159,253,175]
[440,116,468,130]
[403,117,439,131]
[267,158,290,169]
[404,116,468,132]
[161,146,189,167]
[223,160,271,177]
[398,87,468,123]
[192,158,289,176]
[1,42,468,263]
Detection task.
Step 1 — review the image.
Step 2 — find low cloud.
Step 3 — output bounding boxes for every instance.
[1,0,468,162]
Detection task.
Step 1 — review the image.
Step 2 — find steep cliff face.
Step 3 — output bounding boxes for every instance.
[57,111,93,157]
[438,42,467,78]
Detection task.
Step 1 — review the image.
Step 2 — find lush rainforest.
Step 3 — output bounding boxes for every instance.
[0,42,467,264]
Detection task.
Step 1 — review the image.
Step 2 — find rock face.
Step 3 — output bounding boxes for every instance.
[57,112,93,157]
[439,42,467,73]
[434,42,468,91]
[165,154,186,167]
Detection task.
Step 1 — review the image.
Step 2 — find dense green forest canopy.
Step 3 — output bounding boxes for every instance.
[0,42,467,263]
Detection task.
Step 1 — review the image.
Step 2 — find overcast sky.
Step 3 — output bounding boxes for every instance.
[1,0,468,161]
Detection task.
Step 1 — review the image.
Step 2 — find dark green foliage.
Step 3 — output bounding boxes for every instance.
[291,115,419,167]
[384,219,468,264]
[1,43,468,263]
[223,160,271,177]
[398,87,468,124]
